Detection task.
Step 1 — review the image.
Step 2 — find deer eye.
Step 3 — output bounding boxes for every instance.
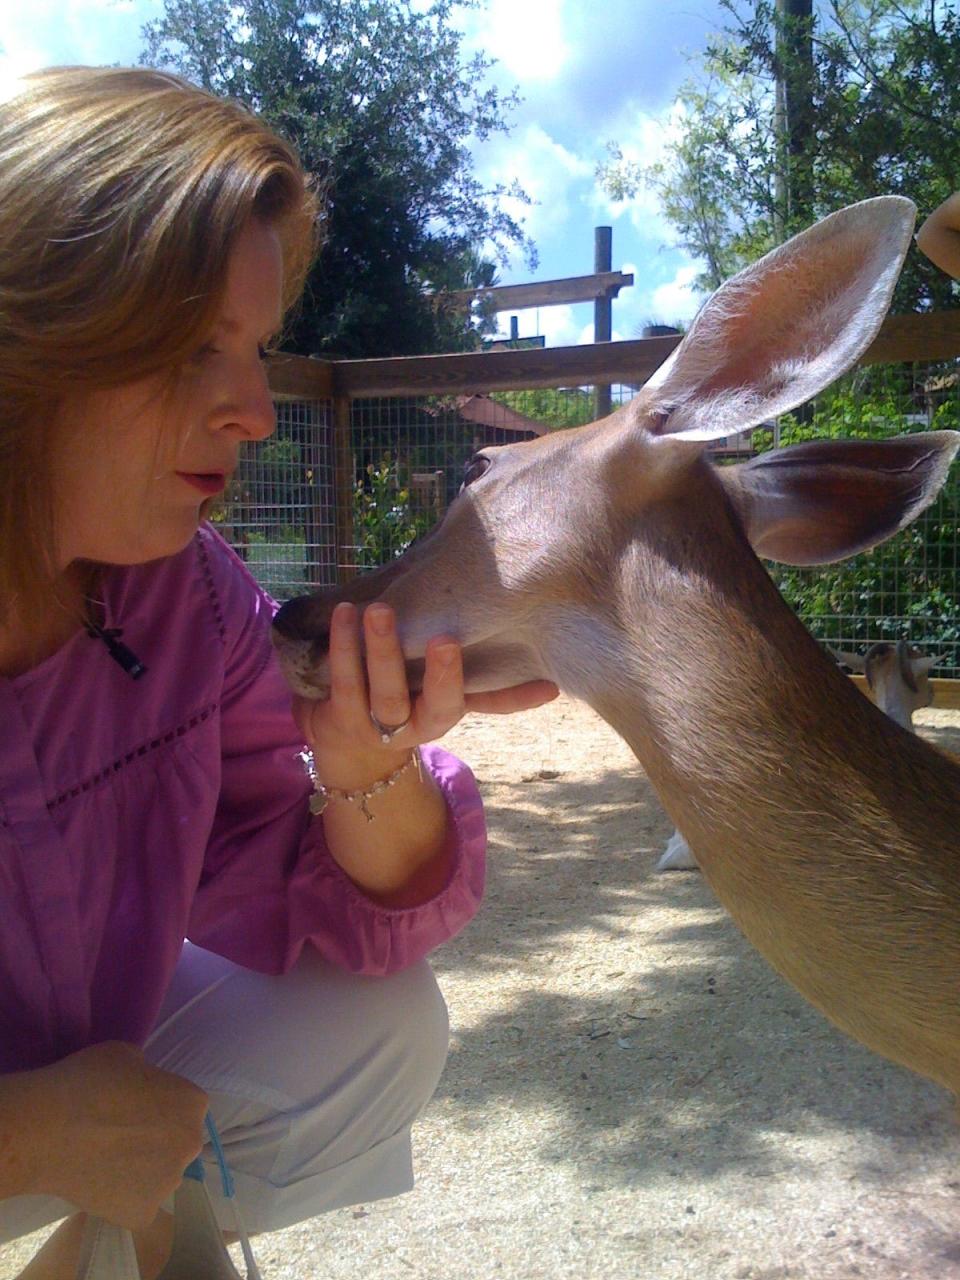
[462,455,491,489]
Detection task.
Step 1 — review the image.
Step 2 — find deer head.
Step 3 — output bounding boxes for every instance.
[273,199,960,1095]
[273,197,956,711]
[833,639,944,730]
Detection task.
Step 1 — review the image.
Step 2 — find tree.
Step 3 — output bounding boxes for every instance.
[142,0,536,357]
[599,1,960,311]
[772,0,814,236]
[492,387,597,431]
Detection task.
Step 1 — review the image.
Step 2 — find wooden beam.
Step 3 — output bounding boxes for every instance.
[266,310,960,404]
[332,395,357,584]
[266,351,335,400]
[594,227,613,420]
[930,678,960,710]
[445,271,634,313]
[331,334,678,398]
[860,310,960,365]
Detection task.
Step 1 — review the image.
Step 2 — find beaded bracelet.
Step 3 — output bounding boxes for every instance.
[299,747,423,822]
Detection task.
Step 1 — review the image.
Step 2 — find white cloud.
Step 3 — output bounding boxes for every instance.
[488,0,569,82]
[476,121,593,266]
[462,0,570,84]
[603,262,704,338]
[649,263,703,325]
[537,303,587,348]
[587,98,692,248]
[0,0,156,96]
[491,301,595,349]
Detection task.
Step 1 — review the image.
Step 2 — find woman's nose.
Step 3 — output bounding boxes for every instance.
[218,360,276,441]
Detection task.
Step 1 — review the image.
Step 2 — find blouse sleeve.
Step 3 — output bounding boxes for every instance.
[186,529,486,976]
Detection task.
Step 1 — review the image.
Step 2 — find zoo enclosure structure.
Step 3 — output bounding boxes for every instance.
[217,311,960,695]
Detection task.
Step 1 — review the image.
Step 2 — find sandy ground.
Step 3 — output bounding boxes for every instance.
[4,695,960,1280]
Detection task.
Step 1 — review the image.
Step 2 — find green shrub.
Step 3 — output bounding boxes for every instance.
[353,456,432,569]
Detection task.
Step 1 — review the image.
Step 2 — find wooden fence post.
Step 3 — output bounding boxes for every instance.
[594,226,613,419]
[333,394,357,584]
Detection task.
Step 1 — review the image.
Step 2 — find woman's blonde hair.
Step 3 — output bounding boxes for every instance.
[0,65,319,621]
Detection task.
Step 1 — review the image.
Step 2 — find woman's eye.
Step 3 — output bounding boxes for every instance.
[462,455,491,488]
[187,342,220,365]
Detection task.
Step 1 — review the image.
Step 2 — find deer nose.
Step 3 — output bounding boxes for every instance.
[272,595,331,654]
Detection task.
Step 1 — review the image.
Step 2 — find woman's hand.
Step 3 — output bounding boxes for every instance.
[288,601,557,904]
[1,1042,207,1229]
[291,601,558,792]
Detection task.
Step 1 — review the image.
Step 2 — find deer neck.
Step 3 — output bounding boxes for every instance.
[541,469,937,877]
[534,467,960,1093]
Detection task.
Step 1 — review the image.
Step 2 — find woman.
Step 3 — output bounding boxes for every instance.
[917,192,960,279]
[0,66,556,1278]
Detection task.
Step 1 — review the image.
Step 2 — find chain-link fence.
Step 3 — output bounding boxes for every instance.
[223,350,959,675]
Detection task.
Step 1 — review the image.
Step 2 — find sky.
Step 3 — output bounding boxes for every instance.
[457,0,731,345]
[0,0,733,347]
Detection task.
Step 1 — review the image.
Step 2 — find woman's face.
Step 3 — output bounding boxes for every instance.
[52,218,283,571]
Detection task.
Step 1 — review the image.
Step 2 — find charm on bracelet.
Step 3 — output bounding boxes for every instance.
[298,747,423,822]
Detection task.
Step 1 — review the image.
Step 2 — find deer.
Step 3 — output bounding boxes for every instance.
[657,639,947,871]
[272,197,960,1102]
[833,639,943,731]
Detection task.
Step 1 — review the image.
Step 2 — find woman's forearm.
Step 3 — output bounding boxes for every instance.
[917,193,960,279]
[0,1070,39,1200]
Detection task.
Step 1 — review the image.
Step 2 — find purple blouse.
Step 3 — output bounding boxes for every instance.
[0,526,486,1072]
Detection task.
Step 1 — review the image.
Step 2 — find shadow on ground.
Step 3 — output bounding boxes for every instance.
[429,758,959,1197]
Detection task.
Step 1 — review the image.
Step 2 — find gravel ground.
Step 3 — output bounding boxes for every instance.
[4,695,960,1280]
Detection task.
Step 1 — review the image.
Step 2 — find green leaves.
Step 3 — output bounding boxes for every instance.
[599,2,960,315]
[141,0,535,356]
[353,456,431,567]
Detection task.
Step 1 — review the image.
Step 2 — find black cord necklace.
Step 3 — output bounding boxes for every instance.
[84,594,147,680]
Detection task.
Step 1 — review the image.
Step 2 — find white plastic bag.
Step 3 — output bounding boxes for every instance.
[75,1119,262,1280]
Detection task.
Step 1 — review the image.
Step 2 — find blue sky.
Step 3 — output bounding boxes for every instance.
[0,0,732,346]
[458,0,730,345]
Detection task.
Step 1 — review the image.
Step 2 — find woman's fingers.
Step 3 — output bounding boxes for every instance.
[417,635,467,736]
[363,604,413,735]
[315,601,556,751]
[327,602,414,746]
[464,680,560,715]
[327,602,368,715]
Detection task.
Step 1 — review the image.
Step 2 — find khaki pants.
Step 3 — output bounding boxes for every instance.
[0,943,450,1243]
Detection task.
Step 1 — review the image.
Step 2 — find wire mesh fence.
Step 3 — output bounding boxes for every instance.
[759,361,960,674]
[210,397,337,599]
[224,357,959,676]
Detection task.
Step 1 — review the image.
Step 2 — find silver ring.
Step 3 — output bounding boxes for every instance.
[369,710,411,744]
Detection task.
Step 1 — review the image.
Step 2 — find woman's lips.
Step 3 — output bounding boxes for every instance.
[177,471,226,496]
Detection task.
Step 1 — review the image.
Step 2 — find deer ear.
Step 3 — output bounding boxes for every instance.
[918,655,946,675]
[719,432,960,565]
[830,648,866,673]
[638,197,916,443]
